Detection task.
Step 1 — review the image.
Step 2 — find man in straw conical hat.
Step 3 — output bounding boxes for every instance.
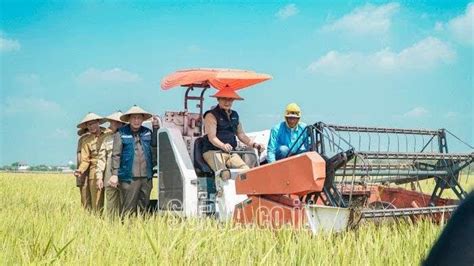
[74,112,108,211]
[95,111,126,217]
[109,105,160,215]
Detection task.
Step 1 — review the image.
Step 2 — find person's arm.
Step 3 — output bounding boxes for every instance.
[111,132,122,176]
[76,137,84,166]
[266,127,278,163]
[77,140,91,174]
[96,138,107,181]
[204,113,226,150]
[236,123,254,147]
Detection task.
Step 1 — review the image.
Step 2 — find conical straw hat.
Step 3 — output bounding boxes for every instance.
[106,110,127,123]
[210,88,243,100]
[77,112,106,129]
[120,105,153,122]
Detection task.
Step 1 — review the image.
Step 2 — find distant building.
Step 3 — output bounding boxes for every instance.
[18,163,30,171]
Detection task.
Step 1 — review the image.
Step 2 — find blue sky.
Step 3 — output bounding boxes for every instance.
[0,1,472,165]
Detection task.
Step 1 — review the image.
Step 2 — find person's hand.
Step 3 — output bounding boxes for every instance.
[108,175,119,188]
[152,115,161,129]
[73,170,81,178]
[221,143,233,153]
[96,179,104,190]
[253,143,265,153]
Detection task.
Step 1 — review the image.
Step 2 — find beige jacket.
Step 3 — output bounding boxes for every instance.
[77,128,111,180]
[96,133,114,186]
[77,133,90,166]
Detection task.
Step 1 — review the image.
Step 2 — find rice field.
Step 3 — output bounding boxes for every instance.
[0,172,472,265]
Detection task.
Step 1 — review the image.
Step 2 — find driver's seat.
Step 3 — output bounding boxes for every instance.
[193,137,214,177]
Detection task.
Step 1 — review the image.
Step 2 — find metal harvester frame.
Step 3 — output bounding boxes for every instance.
[302,122,473,220]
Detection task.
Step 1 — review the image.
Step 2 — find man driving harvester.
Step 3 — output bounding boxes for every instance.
[201,88,265,178]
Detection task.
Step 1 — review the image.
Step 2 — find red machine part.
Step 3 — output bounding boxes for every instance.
[378,187,457,207]
[233,195,307,229]
[235,152,326,197]
[340,185,457,208]
[340,185,457,222]
[233,152,326,228]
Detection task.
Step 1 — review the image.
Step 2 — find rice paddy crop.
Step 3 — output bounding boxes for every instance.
[0,172,472,265]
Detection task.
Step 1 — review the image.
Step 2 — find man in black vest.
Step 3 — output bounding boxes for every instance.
[202,89,265,176]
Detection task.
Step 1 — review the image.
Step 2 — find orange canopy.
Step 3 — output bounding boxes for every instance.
[160,68,272,91]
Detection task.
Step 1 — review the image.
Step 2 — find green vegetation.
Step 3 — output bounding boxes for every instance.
[0,173,472,265]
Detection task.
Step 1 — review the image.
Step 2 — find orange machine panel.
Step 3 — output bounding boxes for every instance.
[235,152,326,197]
[233,196,307,229]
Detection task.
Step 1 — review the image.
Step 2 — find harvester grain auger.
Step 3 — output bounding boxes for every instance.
[156,68,473,233]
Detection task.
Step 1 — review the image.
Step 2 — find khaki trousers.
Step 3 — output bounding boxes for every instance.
[80,176,104,212]
[105,186,121,217]
[202,151,250,172]
[120,177,152,216]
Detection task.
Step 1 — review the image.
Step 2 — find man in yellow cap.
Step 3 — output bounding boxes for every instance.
[74,112,109,211]
[96,111,126,217]
[108,105,160,216]
[267,103,309,163]
[202,89,265,175]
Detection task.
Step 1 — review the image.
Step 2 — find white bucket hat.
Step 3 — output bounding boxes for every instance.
[120,105,153,122]
[76,112,106,129]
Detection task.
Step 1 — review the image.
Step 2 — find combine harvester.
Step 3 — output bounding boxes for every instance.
[156,68,473,233]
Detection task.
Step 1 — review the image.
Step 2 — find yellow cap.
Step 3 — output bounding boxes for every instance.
[284,103,301,118]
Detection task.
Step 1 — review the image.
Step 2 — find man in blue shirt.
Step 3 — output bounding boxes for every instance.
[267,103,309,163]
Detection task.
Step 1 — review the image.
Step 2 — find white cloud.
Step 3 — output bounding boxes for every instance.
[403,107,429,118]
[0,36,21,53]
[308,51,358,74]
[276,4,299,20]
[2,97,62,115]
[447,3,473,45]
[434,21,444,31]
[77,68,141,85]
[322,2,399,36]
[395,37,456,67]
[308,37,456,74]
